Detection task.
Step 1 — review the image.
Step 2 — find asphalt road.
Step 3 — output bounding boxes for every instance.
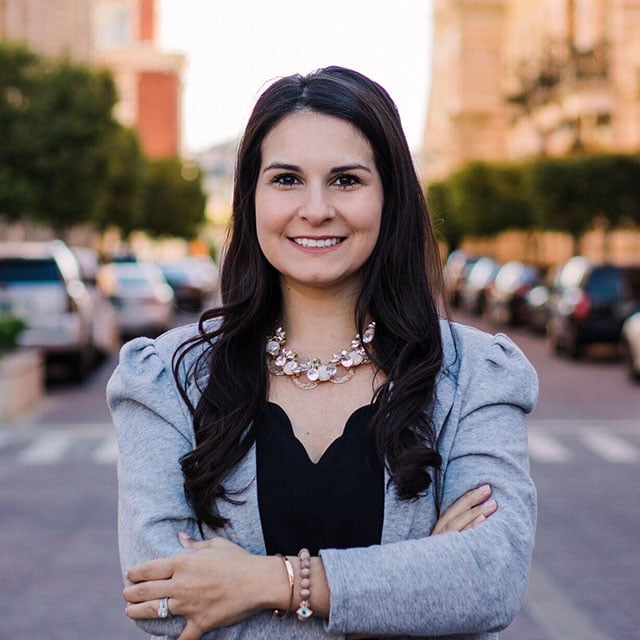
[1,312,638,639]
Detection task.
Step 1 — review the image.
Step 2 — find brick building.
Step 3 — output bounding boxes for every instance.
[423,0,640,181]
[0,0,184,158]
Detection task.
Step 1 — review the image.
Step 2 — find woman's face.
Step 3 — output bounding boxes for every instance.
[255,110,383,295]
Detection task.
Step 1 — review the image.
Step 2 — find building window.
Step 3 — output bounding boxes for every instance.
[94,3,133,50]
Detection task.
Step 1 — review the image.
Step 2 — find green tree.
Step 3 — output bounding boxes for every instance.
[446,161,535,238]
[28,59,118,236]
[426,180,462,249]
[97,125,146,238]
[578,154,640,228]
[0,43,43,220]
[529,156,594,254]
[140,157,207,239]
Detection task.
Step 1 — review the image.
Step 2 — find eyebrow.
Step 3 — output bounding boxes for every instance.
[262,162,373,174]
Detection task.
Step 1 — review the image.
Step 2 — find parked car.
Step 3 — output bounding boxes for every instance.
[0,240,95,379]
[158,256,219,312]
[97,261,174,340]
[546,257,640,358]
[71,246,120,358]
[621,312,640,382]
[485,261,541,326]
[524,284,551,334]
[460,257,500,316]
[443,250,479,308]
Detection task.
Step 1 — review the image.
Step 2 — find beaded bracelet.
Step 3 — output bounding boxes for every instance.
[296,547,314,620]
[273,554,294,619]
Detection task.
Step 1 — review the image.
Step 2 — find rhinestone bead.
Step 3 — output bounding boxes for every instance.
[317,365,332,381]
[266,340,280,356]
[283,361,297,375]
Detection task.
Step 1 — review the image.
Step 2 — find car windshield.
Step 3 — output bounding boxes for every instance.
[0,258,60,283]
[586,267,622,301]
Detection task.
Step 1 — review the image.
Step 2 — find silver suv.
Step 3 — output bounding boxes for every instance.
[0,240,95,379]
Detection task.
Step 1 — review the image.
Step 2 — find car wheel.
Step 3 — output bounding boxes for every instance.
[621,339,640,383]
[67,344,94,382]
[567,334,583,359]
[547,325,563,356]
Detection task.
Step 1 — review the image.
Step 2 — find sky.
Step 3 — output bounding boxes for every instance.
[158,0,433,154]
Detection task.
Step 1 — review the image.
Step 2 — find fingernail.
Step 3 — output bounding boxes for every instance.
[473,514,486,525]
[483,499,497,511]
[178,531,191,541]
[478,484,491,494]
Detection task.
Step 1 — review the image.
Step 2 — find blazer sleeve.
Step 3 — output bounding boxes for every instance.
[107,335,199,639]
[320,332,538,637]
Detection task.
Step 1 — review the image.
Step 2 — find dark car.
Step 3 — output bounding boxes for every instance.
[460,257,500,316]
[485,261,541,326]
[524,284,551,334]
[443,250,479,308]
[157,257,219,312]
[546,257,640,358]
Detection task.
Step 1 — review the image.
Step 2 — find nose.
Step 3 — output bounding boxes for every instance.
[297,183,335,224]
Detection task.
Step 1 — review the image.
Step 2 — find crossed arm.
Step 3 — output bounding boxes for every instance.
[122,484,497,640]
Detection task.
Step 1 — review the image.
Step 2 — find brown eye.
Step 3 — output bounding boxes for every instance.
[334,174,360,188]
[273,173,299,186]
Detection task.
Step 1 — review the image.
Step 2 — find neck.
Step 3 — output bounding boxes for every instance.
[278,280,363,359]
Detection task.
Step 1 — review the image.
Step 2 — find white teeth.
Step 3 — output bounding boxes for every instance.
[293,237,342,248]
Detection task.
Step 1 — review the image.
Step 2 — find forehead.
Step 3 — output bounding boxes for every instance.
[261,110,374,162]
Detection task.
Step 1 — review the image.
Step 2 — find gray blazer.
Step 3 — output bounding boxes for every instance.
[107,320,538,639]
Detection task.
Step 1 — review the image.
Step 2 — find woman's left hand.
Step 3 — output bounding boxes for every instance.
[431,484,497,535]
[123,535,270,640]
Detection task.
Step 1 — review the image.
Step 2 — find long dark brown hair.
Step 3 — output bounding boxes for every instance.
[173,66,445,531]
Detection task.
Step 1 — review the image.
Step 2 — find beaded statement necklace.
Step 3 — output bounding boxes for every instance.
[266,321,375,390]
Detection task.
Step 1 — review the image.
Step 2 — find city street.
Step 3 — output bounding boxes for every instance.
[1,312,638,639]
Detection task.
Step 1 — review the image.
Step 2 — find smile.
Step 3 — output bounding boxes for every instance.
[292,237,344,248]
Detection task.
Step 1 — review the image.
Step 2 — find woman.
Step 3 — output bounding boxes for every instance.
[108,66,538,640]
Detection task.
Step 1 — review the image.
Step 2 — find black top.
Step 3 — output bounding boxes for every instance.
[257,402,385,556]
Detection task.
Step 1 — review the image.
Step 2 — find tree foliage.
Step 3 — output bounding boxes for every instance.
[140,158,207,239]
[433,153,640,252]
[29,59,118,234]
[0,43,43,220]
[426,180,462,249]
[445,161,535,238]
[97,125,146,237]
[0,43,118,234]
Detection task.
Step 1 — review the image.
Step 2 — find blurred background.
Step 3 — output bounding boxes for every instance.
[0,1,638,639]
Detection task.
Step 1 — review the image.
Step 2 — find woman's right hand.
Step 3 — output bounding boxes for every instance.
[431,484,497,535]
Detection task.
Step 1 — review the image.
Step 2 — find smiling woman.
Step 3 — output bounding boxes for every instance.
[108,66,538,640]
[255,110,383,295]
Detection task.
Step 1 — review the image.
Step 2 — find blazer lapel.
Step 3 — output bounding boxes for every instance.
[381,369,457,542]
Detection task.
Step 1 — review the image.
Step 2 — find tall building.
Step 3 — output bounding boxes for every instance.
[0,0,184,158]
[423,0,640,181]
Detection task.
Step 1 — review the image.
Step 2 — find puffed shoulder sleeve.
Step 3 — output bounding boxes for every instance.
[461,331,538,417]
[107,335,198,638]
[321,329,539,638]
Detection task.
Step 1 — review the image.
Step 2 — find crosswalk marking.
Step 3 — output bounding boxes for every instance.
[1,422,639,466]
[579,430,640,463]
[18,432,75,465]
[92,436,119,465]
[527,431,572,463]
